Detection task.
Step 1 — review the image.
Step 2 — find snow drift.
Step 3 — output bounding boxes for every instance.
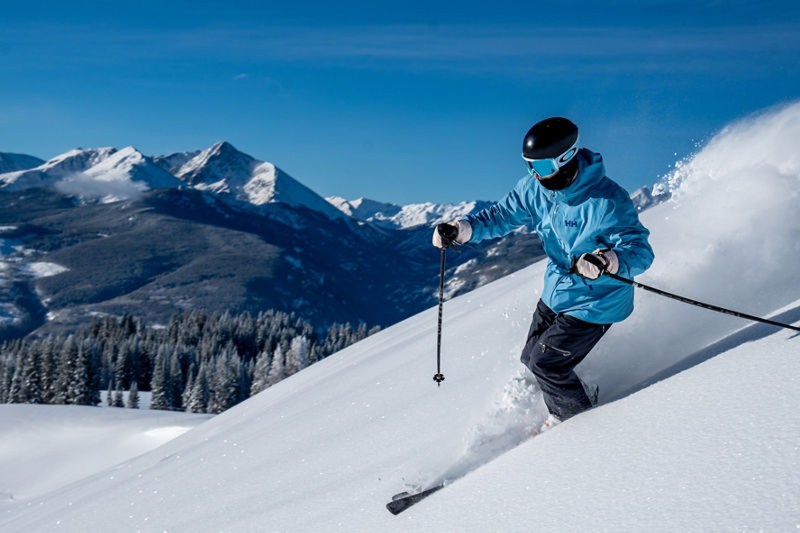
[581,101,800,401]
[0,406,210,504]
[2,102,799,532]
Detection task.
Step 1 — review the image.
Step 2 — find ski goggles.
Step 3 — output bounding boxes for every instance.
[523,137,580,179]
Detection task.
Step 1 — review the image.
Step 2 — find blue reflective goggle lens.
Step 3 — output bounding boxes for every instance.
[526,158,559,179]
[523,139,580,179]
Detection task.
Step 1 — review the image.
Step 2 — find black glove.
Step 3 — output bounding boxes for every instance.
[432,220,472,249]
[434,223,460,249]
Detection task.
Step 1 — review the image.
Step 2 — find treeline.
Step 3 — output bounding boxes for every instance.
[0,310,379,414]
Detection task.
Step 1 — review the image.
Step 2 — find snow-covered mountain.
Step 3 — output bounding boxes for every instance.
[327,196,492,229]
[0,147,182,202]
[2,140,670,224]
[1,141,666,228]
[156,141,346,220]
[1,101,799,531]
[328,180,669,230]
[0,141,546,337]
[0,142,344,219]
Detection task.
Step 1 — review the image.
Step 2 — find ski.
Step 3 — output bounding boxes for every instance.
[386,483,446,515]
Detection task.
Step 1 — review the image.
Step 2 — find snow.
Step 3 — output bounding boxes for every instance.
[242,161,278,204]
[39,147,117,178]
[0,146,181,201]
[0,405,211,504]
[24,262,69,278]
[410,317,800,531]
[171,142,348,219]
[54,146,181,201]
[327,196,487,229]
[244,161,345,219]
[2,101,800,532]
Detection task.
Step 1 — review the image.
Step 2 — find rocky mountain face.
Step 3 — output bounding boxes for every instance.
[0,144,547,340]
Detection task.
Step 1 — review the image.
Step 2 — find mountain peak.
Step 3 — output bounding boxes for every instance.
[175,142,255,189]
[0,146,181,199]
[208,141,238,155]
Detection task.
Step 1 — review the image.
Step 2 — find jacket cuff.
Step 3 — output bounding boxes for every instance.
[456,219,473,243]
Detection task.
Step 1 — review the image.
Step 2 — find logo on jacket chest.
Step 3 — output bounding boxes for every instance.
[564,219,581,229]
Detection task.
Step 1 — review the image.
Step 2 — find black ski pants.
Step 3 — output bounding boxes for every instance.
[520,299,610,421]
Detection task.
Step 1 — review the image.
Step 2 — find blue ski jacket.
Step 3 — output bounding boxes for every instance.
[465,149,654,324]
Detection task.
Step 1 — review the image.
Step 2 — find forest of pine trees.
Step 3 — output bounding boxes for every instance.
[0,310,378,414]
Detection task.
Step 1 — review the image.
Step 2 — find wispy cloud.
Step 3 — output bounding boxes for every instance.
[178,23,800,78]
[176,23,800,58]
[3,21,799,77]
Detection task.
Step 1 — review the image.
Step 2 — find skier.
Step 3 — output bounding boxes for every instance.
[432,117,654,430]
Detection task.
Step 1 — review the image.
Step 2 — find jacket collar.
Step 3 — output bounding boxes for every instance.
[547,148,606,204]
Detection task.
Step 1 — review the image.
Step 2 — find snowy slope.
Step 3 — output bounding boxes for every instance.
[2,102,800,532]
[408,307,800,531]
[0,405,211,505]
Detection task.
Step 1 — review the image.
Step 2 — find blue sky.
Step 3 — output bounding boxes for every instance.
[1,1,799,204]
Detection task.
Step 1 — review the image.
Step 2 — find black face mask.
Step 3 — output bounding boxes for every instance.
[537,158,578,191]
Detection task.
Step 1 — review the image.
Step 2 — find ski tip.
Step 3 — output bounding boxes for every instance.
[386,484,445,515]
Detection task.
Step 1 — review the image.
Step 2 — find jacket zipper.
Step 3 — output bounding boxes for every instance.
[547,196,570,303]
[550,196,568,260]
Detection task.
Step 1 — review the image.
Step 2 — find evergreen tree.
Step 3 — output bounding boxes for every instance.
[182,363,196,410]
[250,351,271,396]
[0,307,378,413]
[266,344,285,386]
[185,362,210,413]
[40,336,59,404]
[286,335,310,377]
[238,359,253,403]
[8,354,24,403]
[69,342,94,405]
[127,381,140,409]
[23,342,44,404]
[53,335,78,405]
[0,355,9,403]
[84,339,102,406]
[209,346,239,414]
[150,346,170,411]
[112,342,127,389]
[168,349,184,410]
[106,379,114,407]
[113,387,125,408]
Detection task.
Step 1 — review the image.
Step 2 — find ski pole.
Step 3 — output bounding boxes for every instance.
[433,247,447,386]
[605,272,800,333]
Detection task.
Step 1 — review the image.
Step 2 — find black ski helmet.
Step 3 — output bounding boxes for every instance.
[522,117,580,190]
[522,117,579,160]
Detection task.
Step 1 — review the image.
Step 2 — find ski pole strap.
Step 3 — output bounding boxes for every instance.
[605,272,800,333]
[434,248,446,386]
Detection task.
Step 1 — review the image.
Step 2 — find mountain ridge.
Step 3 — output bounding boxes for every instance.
[0,141,660,339]
[1,143,664,224]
